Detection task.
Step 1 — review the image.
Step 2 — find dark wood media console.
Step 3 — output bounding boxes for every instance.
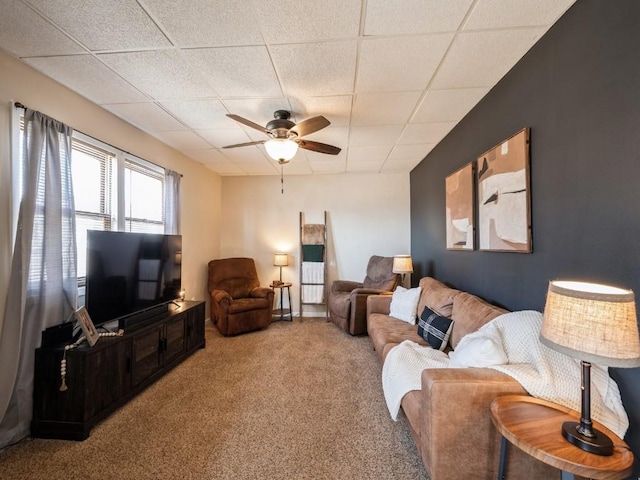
[32,300,205,440]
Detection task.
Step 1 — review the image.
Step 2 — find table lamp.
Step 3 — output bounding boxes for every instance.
[273,253,288,285]
[392,255,413,285]
[540,280,640,455]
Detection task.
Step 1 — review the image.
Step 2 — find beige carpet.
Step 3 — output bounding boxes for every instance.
[0,318,429,479]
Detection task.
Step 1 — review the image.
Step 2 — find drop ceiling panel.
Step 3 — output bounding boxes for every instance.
[347,146,392,164]
[347,160,385,173]
[184,148,230,164]
[142,0,263,47]
[152,130,212,150]
[464,0,576,30]
[399,121,457,145]
[270,41,358,98]
[256,0,361,43]
[182,46,282,98]
[352,92,422,126]
[99,50,216,100]
[431,28,546,89]
[26,0,170,51]
[24,55,148,104]
[364,0,475,35]
[288,96,352,127]
[0,0,85,57]
[412,88,489,123]
[196,129,251,149]
[356,34,453,93]
[386,144,434,166]
[159,99,234,130]
[105,103,186,132]
[348,125,404,147]
[303,127,349,153]
[308,159,346,174]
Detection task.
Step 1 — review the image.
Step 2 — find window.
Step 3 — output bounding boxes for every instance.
[16,118,167,280]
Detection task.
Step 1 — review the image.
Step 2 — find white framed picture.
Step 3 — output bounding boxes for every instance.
[75,306,100,347]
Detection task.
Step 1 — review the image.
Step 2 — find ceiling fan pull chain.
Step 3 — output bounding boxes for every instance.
[281,163,284,194]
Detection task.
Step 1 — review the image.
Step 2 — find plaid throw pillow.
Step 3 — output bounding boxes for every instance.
[418,306,454,351]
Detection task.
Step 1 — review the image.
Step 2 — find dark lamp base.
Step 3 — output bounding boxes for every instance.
[562,421,613,456]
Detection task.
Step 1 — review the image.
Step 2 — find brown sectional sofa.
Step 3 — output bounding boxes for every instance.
[367,276,558,480]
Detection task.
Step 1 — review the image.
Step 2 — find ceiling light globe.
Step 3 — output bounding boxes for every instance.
[265,138,298,161]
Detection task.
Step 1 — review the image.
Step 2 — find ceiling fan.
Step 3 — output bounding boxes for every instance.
[223,110,341,164]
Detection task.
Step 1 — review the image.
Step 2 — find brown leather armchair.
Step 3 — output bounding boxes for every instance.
[208,257,274,336]
[328,255,400,336]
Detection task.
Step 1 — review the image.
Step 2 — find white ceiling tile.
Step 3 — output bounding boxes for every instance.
[255,0,361,43]
[304,147,347,164]
[153,131,212,150]
[347,146,392,164]
[24,55,148,104]
[352,92,422,126]
[381,157,422,172]
[196,129,252,149]
[399,121,456,145]
[412,88,488,123]
[142,0,263,47]
[309,159,346,174]
[387,144,434,165]
[303,127,348,153]
[0,0,85,57]
[270,41,358,98]
[356,34,453,93]
[432,28,546,89]
[184,148,230,164]
[159,99,235,130]
[205,162,246,175]
[288,96,353,127]
[105,103,186,132]
[364,0,475,35]
[222,146,270,164]
[464,0,576,30]
[26,0,170,51]
[98,50,216,100]
[182,46,282,98]
[347,161,384,173]
[349,125,404,147]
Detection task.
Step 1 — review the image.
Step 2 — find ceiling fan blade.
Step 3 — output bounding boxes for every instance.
[226,114,270,134]
[297,140,341,155]
[290,115,330,137]
[222,140,266,149]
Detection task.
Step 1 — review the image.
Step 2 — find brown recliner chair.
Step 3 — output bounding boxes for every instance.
[328,255,400,336]
[208,257,275,336]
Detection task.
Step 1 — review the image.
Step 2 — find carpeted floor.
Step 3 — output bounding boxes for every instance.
[0,318,429,479]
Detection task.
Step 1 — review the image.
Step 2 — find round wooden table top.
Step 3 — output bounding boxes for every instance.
[491,395,634,480]
[270,282,292,288]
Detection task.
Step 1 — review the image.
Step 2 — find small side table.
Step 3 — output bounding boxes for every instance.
[270,282,292,322]
[491,395,634,480]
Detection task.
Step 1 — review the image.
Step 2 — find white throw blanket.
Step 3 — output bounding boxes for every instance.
[382,310,629,438]
[302,262,325,303]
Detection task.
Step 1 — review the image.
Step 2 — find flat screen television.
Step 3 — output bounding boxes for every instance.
[85,230,182,328]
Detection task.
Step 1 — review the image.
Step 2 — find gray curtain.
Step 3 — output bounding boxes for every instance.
[164,169,181,234]
[0,109,76,449]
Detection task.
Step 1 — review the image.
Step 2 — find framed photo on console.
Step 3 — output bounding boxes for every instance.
[75,306,100,346]
[477,127,532,253]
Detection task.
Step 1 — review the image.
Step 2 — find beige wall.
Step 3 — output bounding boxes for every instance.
[0,50,222,327]
[221,173,411,316]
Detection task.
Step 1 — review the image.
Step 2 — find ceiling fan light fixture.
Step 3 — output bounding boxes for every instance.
[265,138,298,162]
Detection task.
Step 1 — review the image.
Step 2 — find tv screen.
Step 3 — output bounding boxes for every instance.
[85,230,182,326]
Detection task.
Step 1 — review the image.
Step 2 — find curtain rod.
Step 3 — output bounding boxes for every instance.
[14,101,183,177]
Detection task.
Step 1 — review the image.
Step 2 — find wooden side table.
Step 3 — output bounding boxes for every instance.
[270,282,292,322]
[491,395,634,480]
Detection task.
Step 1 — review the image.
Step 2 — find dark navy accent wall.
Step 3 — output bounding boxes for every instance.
[410,0,640,473]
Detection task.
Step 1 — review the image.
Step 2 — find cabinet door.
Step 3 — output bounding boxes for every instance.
[186,303,205,351]
[164,315,185,364]
[131,324,163,386]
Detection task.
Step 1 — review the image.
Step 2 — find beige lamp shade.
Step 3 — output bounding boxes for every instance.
[273,253,288,267]
[392,255,413,274]
[540,280,640,368]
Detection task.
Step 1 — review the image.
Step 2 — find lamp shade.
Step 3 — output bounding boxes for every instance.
[273,253,288,267]
[541,280,640,368]
[392,255,413,274]
[265,138,298,161]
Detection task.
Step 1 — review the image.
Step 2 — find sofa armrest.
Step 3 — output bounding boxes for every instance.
[331,280,363,293]
[212,289,232,304]
[419,368,554,480]
[250,286,274,299]
[349,289,391,335]
[367,294,392,316]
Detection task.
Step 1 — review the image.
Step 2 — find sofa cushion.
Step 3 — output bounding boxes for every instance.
[389,286,422,324]
[417,277,461,318]
[450,292,508,349]
[368,313,427,362]
[417,306,454,351]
